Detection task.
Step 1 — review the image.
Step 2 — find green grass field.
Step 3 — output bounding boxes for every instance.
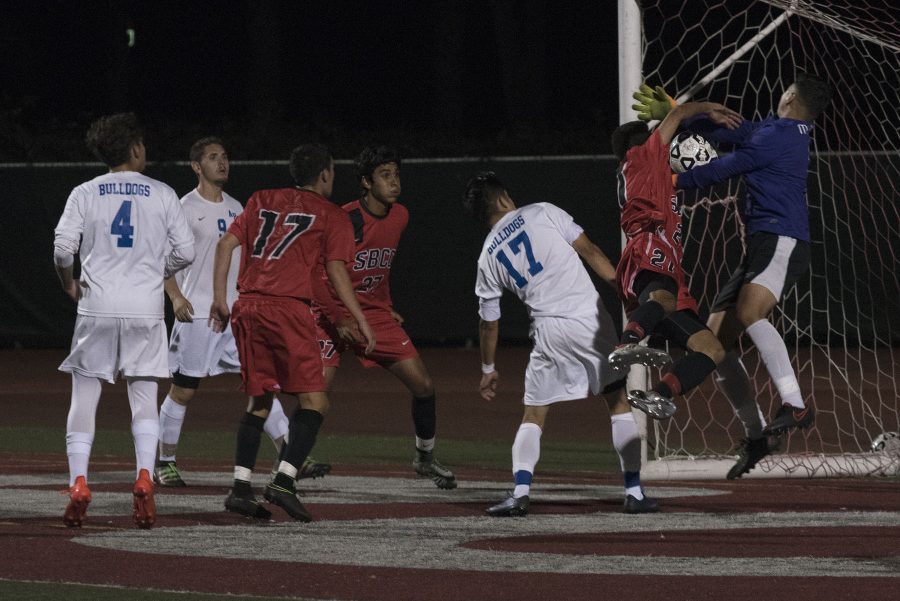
[0,426,624,474]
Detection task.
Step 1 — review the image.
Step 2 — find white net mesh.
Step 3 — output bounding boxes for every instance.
[639,0,900,476]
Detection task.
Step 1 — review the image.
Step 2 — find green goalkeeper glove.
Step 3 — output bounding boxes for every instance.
[632,84,676,121]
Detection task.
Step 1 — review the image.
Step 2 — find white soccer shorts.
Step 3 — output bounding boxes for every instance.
[59,316,169,383]
[523,307,622,406]
[168,319,240,378]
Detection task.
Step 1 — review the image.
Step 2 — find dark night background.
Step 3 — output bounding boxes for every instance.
[1,1,621,161]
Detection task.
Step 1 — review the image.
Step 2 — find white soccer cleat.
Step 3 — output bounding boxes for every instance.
[608,343,672,370]
[627,389,677,420]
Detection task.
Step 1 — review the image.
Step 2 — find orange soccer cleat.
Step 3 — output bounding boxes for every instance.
[63,475,92,527]
[132,469,156,529]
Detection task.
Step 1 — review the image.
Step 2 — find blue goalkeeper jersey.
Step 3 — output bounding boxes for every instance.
[676,115,814,242]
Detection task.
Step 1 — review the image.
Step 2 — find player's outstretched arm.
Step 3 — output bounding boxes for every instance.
[326,260,376,354]
[209,232,239,332]
[658,101,742,146]
[571,233,617,292]
[164,276,194,323]
[479,318,500,401]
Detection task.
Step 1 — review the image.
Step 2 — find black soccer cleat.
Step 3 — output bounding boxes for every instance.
[264,482,313,522]
[726,436,772,480]
[225,491,272,519]
[413,451,458,490]
[486,492,530,517]
[153,461,187,487]
[762,404,815,435]
[623,493,660,514]
[297,457,331,480]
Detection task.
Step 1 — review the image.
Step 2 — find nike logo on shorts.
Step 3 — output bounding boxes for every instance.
[401,340,410,346]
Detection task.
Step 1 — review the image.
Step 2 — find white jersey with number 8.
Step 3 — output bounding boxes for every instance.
[55,171,193,318]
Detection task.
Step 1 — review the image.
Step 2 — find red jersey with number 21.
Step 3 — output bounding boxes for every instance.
[341,199,408,313]
[616,129,697,314]
[228,188,353,299]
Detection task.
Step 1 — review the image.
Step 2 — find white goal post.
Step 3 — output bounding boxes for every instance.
[618,0,900,479]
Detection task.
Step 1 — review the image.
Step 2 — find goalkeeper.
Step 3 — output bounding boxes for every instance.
[610,87,740,415]
[652,75,833,479]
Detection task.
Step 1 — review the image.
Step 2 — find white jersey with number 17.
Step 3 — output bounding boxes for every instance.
[475,202,599,321]
[175,189,243,318]
[55,170,194,318]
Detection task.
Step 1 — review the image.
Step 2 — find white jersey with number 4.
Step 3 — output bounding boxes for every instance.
[476,202,599,321]
[176,189,242,318]
[55,171,193,318]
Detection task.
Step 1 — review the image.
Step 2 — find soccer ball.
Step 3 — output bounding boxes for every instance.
[669,131,717,173]
[870,431,900,452]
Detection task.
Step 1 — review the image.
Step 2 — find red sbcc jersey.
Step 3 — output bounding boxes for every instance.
[229,188,353,300]
[340,199,408,313]
[616,129,696,313]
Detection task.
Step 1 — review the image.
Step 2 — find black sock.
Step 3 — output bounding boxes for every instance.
[622,301,666,344]
[411,394,436,441]
[282,409,324,471]
[235,413,266,471]
[654,352,717,398]
[233,479,254,497]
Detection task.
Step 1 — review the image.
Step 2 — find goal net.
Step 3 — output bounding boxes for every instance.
[636,0,900,478]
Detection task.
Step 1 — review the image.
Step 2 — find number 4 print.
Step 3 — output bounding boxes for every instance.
[496,231,543,288]
[111,200,134,247]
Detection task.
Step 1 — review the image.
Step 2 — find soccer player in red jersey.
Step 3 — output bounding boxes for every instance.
[210,143,374,521]
[609,96,740,415]
[316,146,457,489]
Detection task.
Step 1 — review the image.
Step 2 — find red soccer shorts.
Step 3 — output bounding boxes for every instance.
[313,305,346,369]
[351,309,419,368]
[231,295,324,395]
[617,233,698,316]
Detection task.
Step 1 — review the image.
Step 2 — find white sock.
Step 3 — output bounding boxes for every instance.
[416,437,435,453]
[132,419,159,478]
[158,396,187,462]
[715,351,768,438]
[610,412,644,499]
[66,431,94,487]
[610,412,641,473]
[234,466,252,482]
[512,422,541,497]
[127,378,160,477]
[264,397,289,444]
[66,373,102,487]
[277,461,298,479]
[746,319,804,409]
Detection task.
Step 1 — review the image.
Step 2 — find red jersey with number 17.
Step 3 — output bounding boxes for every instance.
[228,188,354,300]
[340,199,408,313]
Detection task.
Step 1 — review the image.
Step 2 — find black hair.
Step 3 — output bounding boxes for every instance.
[462,171,506,222]
[793,72,833,120]
[610,120,651,162]
[85,112,143,167]
[354,145,401,184]
[289,143,332,187]
[189,136,225,163]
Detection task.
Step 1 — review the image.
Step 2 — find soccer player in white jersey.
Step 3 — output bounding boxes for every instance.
[155,137,286,486]
[54,113,195,529]
[464,172,670,516]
